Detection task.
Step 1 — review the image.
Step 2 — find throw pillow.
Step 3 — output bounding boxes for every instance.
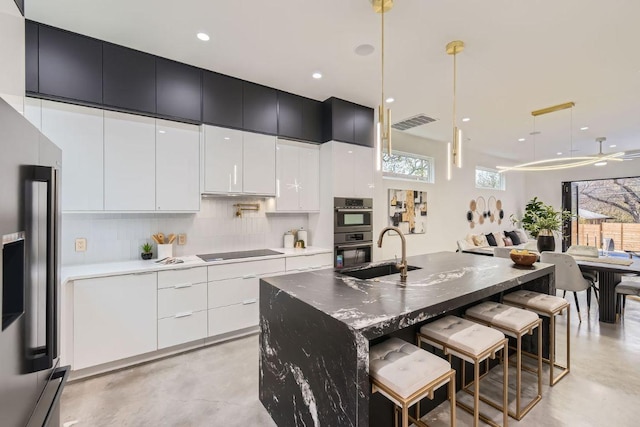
[465,234,475,246]
[503,237,513,246]
[472,234,489,247]
[504,230,521,245]
[515,229,529,244]
[485,233,497,246]
[493,232,505,247]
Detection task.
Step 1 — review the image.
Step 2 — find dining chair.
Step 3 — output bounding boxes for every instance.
[565,245,600,301]
[540,252,596,322]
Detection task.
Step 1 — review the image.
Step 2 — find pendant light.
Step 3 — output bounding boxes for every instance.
[373,0,393,171]
[446,40,464,180]
[496,102,625,172]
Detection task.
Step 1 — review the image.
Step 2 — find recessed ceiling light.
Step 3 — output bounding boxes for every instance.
[462,117,470,122]
[518,138,526,142]
[557,152,563,155]
[158,130,166,134]
[312,72,322,79]
[354,44,375,56]
[385,97,395,103]
[609,144,617,148]
[348,150,353,154]
[594,161,607,166]
[197,32,210,41]
[580,126,589,131]
[224,137,230,140]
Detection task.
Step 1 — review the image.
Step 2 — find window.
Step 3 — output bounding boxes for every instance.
[383,151,434,183]
[475,167,505,190]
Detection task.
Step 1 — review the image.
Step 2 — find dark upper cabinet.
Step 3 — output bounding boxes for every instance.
[38,25,103,104]
[301,98,323,143]
[14,0,24,15]
[354,105,374,147]
[277,91,303,139]
[323,98,374,146]
[25,21,38,93]
[103,44,156,114]
[156,58,201,122]
[202,71,243,129]
[243,82,277,135]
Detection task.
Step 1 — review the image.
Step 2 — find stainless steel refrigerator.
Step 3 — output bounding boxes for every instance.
[0,97,69,427]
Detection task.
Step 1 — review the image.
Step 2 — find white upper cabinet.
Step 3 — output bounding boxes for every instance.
[41,101,104,211]
[243,132,276,195]
[332,142,374,199]
[203,125,243,194]
[104,111,156,211]
[272,140,320,212]
[203,125,276,196]
[156,120,200,211]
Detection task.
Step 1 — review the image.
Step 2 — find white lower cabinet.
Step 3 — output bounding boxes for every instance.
[285,253,333,272]
[158,311,208,349]
[73,272,157,370]
[157,268,208,349]
[206,258,285,338]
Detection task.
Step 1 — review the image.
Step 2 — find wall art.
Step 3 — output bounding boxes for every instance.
[388,189,427,234]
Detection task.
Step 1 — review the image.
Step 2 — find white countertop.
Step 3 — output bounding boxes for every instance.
[61,247,333,284]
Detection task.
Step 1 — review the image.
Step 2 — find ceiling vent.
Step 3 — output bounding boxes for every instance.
[391,114,437,131]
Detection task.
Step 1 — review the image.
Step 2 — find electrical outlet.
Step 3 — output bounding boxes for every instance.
[178,234,187,245]
[75,238,87,252]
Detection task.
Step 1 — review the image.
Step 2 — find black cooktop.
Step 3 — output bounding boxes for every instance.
[197,249,283,262]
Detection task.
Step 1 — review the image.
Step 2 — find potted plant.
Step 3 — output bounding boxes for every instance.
[519,198,571,252]
[141,242,153,260]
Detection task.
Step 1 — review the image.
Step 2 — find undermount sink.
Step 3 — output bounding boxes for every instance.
[338,263,421,280]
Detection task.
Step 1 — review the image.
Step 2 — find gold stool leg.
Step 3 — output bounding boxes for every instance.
[474,359,480,427]
[537,323,543,398]
[549,314,555,386]
[503,342,509,427]
[516,335,522,420]
[402,404,409,427]
[450,371,457,427]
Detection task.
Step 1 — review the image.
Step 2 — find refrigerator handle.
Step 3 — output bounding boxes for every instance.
[27,166,58,372]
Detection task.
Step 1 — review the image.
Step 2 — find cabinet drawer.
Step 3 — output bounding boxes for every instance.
[158,310,207,349]
[286,253,333,272]
[158,283,207,319]
[208,258,285,281]
[208,302,259,337]
[158,266,207,289]
[208,277,258,309]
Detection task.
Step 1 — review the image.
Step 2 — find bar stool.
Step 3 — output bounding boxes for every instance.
[465,302,542,421]
[370,337,457,427]
[417,316,509,427]
[502,290,570,385]
[615,277,640,319]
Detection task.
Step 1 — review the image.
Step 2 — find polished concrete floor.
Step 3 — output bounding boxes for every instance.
[61,294,640,426]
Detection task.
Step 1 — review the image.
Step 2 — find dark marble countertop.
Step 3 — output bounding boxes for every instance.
[261,251,555,339]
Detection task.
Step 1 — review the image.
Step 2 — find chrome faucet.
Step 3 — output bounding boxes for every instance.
[377,226,407,282]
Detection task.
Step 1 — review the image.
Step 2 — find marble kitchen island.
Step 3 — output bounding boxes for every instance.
[259,251,555,427]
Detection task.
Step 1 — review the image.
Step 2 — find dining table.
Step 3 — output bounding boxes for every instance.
[573,256,640,323]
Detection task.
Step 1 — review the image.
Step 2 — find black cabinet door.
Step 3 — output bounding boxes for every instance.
[243,82,277,135]
[202,71,243,129]
[156,58,202,122]
[277,91,303,139]
[331,98,355,143]
[302,98,323,143]
[38,25,103,104]
[103,44,156,114]
[25,21,38,93]
[354,105,374,147]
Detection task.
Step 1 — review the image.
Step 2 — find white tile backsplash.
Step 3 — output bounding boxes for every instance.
[61,198,310,266]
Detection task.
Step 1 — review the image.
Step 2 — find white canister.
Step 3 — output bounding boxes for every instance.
[157,243,173,259]
[297,229,308,248]
[284,232,295,248]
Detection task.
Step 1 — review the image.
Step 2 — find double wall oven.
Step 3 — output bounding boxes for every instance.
[334,197,373,268]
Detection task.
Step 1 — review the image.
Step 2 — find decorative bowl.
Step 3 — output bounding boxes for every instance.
[509,251,537,266]
[141,252,153,260]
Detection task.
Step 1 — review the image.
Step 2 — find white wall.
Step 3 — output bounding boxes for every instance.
[373,131,528,260]
[0,0,25,112]
[62,197,309,265]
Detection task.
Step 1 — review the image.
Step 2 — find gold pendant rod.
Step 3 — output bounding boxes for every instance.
[531,102,575,117]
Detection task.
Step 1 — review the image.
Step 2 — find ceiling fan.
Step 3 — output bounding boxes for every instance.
[593,137,638,165]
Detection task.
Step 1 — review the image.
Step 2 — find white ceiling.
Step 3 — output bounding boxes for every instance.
[26,0,640,162]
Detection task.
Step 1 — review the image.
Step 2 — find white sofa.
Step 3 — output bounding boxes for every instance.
[457,229,537,255]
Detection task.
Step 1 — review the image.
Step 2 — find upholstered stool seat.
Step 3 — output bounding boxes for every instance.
[615,277,640,319]
[503,290,571,386]
[465,302,542,421]
[418,316,509,427]
[370,337,456,427]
